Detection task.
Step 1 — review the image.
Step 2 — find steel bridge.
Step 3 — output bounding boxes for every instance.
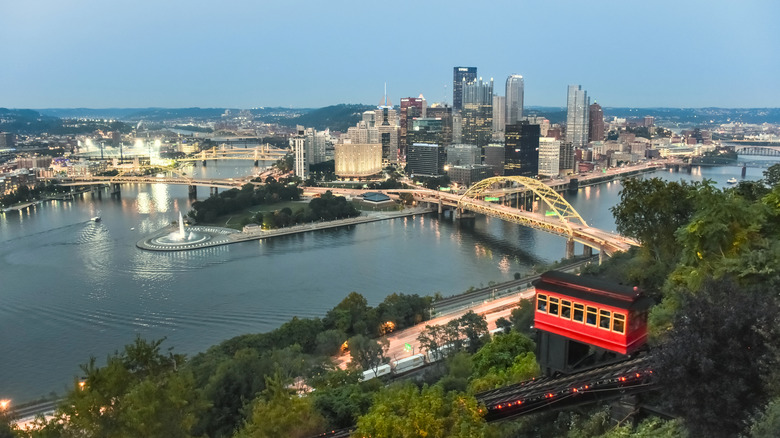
[177,145,289,162]
[732,145,780,156]
[306,177,637,257]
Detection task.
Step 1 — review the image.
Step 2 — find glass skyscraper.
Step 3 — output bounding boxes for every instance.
[453,67,477,110]
[566,85,589,148]
[505,75,524,125]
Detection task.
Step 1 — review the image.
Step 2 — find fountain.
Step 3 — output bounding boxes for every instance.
[146,211,211,247]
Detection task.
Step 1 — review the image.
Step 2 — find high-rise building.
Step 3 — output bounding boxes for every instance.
[538,137,561,178]
[461,78,494,149]
[426,105,453,147]
[453,66,477,110]
[504,121,540,177]
[566,85,589,148]
[447,144,480,166]
[505,75,524,124]
[484,144,505,175]
[588,102,604,142]
[400,96,426,160]
[559,141,575,175]
[407,143,446,176]
[492,95,506,135]
[0,132,15,148]
[408,118,443,146]
[291,125,308,179]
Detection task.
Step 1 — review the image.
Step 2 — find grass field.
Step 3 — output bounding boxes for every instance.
[206,201,310,230]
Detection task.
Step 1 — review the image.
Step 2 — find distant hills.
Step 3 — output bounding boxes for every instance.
[3,106,780,137]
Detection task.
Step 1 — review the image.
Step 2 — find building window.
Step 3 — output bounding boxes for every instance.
[549,297,559,316]
[586,306,597,326]
[560,300,572,319]
[536,294,547,313]
[599,309,611,330]
[573,303,584,322]
[613,313,626,334]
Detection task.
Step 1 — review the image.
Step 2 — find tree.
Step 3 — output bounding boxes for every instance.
[509,298,535,336]
[750,397,780,438]
[348,334,389,374]
[354,384,489,437]
[653,278,780,437]
[458,310,489,353]
[31,337,206,438]
[763,163,780,188]
[471,331,535,377]
[234,372,326,438]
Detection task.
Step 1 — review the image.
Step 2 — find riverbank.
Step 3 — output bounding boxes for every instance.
[137,206,435,251]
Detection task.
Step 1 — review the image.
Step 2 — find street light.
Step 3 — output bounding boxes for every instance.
[0,399,10,411]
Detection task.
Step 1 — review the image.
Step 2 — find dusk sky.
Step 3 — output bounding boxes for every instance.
[2,0,778,109]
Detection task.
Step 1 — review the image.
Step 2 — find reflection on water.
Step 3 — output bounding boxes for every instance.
[0,163,775,403]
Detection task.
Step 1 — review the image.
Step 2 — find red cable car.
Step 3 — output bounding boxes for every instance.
[533,271,653,374]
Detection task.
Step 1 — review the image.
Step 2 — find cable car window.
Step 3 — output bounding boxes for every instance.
[536,294,547,313]
[549,297,559,316]
[613,313,626,334]
[599,309,611,330]
[573,304,584,322]
[560,300,571,319]
[586,306,597,326]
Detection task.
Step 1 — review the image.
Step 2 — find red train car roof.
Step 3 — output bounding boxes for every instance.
[534,271,654,311]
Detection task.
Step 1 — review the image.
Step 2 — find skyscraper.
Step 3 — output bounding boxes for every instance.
[566,85,589,148]
[453,67,477,110]
[588,102,604,142]
[400,96,426,160]
[505,75,524,125]
[492,95,506,135]
[504,121,540,177]
[461,77,493,148]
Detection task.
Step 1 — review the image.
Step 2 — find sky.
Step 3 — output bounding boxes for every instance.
[1,0,778,109]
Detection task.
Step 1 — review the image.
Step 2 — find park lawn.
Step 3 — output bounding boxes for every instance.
[205,201,311,230]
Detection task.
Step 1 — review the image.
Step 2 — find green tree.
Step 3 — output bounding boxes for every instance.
[763,163,780,188]
[347,334,389,374]
[509,298,535,336]
[31,337,206,438]
[653,279,780,437]
[750,397,780,438]
[610,178,699,263]
[471,331,535,377]
[458,310,489,353]
[234,372,326,438]
[354,384,489,437]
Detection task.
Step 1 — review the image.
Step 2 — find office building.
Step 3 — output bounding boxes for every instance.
[334,143,382,179]
[375,99,400,163]
[453,66,477,110]
[448,164,492,186]
[588,102,604,142]
[447,144,480,166]
[426,105,453,147]
[538,137,561,178]
[505,75,524,124]
[566,85,589,148]
[504,121,540,177]
[559,141,575,174]
[408,118,443,146]
[407,143,446,176]
[484,144,505,175]
[400,96,426,160]
[492,95,506,135]
[0,132,15,148]
[461,78,494,148]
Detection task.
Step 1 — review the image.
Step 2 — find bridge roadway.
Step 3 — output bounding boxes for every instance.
[303,186,637,256]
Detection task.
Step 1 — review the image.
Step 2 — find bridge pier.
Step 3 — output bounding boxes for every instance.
[438,198,443,214]
[188,185,197,199]
[455,208,475,221]
[565,238,575,259]
[254,160,259,166]
[210,186,218,196]
[583,245,593,257]
[202,160,207,166]
[110,183,121,197]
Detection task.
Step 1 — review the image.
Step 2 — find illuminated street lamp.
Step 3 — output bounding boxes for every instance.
[0,399,10,411]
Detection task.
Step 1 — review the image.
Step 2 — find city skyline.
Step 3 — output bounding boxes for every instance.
[2,0,779,109]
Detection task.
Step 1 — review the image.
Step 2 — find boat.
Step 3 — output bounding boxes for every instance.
[91,216,101,222]
[727,177,738,184]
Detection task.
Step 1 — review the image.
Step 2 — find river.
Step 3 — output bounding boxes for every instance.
[0,159,772,403]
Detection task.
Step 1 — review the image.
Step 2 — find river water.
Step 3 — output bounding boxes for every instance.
[0,160,771,403]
